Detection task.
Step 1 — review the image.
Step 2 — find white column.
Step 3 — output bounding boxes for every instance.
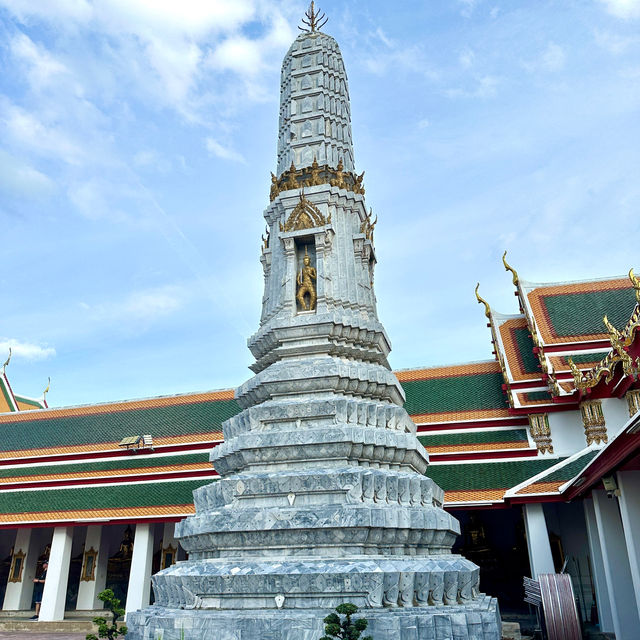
[617,470,640,613]
[76,525,108,610]
[592,489,640,639]
[125,523,154,616]
[583,498,614,633]
[3,528,38,610]
[523,503,555,578]
[39,526,73,621]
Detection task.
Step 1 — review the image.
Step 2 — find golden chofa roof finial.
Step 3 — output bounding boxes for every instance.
[502,250,519,286]
[43,376,51,402]
[629,268,640,303]
[299,1,328,33]
[2,347,11,374]
[475,283,491,319]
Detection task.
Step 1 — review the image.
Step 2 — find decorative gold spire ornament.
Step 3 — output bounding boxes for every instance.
[43,377,50,402]
[285,162,299,190]
[630,268,640,303]
[270,172,280,201]
[296,247,317,311]
[475,283,491,319]
[2,348,11,373]
[502,251,519,286]
[299,1,328,33]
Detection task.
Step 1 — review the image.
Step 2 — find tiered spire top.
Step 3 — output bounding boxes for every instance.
[276,16,354,176]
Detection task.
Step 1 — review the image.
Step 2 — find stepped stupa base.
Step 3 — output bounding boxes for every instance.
[127,597,500,640]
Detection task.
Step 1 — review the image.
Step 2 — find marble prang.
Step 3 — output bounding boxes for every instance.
[127,24,501,640]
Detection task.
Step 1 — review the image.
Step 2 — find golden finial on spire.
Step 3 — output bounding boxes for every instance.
[629,268,640,303]
[299,1,328,33]
[2,348,11,374]
[475,283,491,319]
[43,376,50,401]
[502,251,519,286]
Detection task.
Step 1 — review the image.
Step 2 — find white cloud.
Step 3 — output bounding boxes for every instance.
[594,29,639,53]
[0,150,55,198]
[0,100,85,165]
[80,286,186,327]
[521,42,566,73]
[0,339,56,361]
[445,75,500,99]
[459,47,475,69]
[10,32,69,89]
[458,0,478,19]
[600,0,640,19]
[541,43,566,71]
[205,137,246,163]
[208,36,264,76]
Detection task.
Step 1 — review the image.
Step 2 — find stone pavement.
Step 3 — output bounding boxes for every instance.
[0,634,86,639]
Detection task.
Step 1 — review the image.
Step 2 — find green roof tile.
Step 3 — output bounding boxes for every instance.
[542,288,636,338]
[418,429,528,448]
[0,478,213,515]
[523,391,552,402]
[544,450,599,482]
[401,372,509,415]
[0,452,211,480]
[513,327,539,374]
[1,399,240,454]
[566,352,610,365]
[426,458,565,491]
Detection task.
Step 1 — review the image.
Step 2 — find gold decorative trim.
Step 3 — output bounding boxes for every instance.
[475,283,491,319]
[161,544,177,569]
[360,208,376,242]
[81,547,98,582]
[528,413,553,454]
[270,158,364,201]
[280,193,328,232]
[630,268,640,303]
[9,548,25,583]
[502,251,519,286]
[568,310,640,394]
[627,389,640,418]
[580,400,607,446]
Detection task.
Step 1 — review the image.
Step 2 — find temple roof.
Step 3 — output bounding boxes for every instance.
[520,276,636,346]
[396,361,510,424]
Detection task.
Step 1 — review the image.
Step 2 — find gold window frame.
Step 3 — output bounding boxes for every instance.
[81,547,98,582]
[160,544,177,570]
[9,549,25,583]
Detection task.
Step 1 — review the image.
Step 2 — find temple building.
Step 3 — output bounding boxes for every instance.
[2,7,640,640]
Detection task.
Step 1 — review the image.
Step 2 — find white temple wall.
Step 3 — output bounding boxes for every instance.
[601,397,631,440]
[547,410,584,456]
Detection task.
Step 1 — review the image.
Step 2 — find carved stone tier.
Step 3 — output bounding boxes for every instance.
[126,22,501,640]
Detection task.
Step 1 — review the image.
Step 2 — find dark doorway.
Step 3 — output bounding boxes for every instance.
[449,506,531,614]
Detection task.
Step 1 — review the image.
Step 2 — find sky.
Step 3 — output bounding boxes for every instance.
[1,0,639,408]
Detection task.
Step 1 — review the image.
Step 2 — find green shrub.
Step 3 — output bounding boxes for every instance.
[320,603,373,640]
[86,589,127,640]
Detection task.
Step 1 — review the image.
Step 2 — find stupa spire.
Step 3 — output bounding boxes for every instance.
[276,20,354,176]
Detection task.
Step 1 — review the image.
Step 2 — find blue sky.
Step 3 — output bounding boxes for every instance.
[1,0,639,407]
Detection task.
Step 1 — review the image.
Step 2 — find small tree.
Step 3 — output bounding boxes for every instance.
[320,603,373,640]
[86,589,127,640]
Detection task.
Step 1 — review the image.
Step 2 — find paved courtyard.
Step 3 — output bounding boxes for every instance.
[0,634,86,639]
